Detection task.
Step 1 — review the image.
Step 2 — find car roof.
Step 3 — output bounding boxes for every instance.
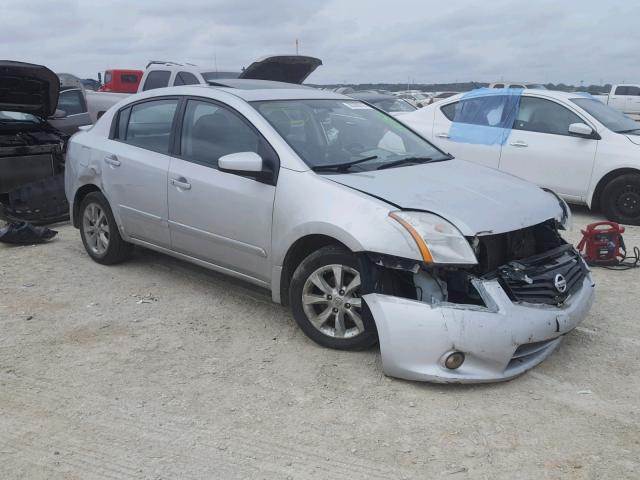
[349,91,398,101]
[438,88,591,105]
[205,78,311,90]
[136,83,348,102]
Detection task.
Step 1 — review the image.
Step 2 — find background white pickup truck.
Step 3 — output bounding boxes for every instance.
[86,55,321,122]
[594,84,640,120]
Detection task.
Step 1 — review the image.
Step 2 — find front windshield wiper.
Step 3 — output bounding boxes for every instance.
[311,155,379,173]
[616,128,640,133]
[376,155,451,171]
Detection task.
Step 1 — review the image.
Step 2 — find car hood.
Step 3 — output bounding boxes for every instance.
[0,61,59,118]
[625,133,640,145]
[239,55,322,84]
[326,159,561,236]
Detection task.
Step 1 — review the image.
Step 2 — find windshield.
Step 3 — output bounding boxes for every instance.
[571,98,640,133]
[252,99,447,172]
[0,111,39,122]
[370,98,416,113]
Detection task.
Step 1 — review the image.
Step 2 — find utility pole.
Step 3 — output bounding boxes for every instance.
[295,39,299,55]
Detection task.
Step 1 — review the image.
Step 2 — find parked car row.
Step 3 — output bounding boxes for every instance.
[401,88,640,225]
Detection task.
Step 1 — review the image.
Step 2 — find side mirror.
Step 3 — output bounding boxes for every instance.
[219,151,269,178]
[51,109,67,119]
[568,122,595,138]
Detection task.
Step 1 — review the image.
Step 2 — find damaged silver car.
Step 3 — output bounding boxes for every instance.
[65,84,595,383]
[0,61,69,224]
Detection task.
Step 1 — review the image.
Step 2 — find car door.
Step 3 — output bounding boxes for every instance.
[167,98,278,282]
[431,95,512,169]
[49,88,92,134]
[498,95,598,201]
[101,97,180,247]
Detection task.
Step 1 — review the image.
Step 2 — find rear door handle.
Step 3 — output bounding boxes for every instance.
[509,140,528,147]
[104,154,121,166]
[436,132,450,138]
[170,177,192,190]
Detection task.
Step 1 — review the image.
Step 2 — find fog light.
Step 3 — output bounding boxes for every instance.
[444,351,465,370]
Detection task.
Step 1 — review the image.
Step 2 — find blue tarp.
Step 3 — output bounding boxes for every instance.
[448,88,522,146]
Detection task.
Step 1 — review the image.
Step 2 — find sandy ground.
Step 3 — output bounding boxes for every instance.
[1,206,639,479]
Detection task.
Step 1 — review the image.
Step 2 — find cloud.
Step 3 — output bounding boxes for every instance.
[0,0,637,85]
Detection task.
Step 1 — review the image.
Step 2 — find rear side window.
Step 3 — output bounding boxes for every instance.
[440,102,457,121]
[142,71,171,91]
[615,85,640,96]
[513,97,582,136]
[121,74,139,83]
[174,72,199,86]
[492,84,504,89]
[121,99,179,153]
[440,96,509,126]
[57,89,86,115]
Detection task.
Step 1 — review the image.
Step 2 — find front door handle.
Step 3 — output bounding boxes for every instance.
[170,177,192,190]
[509,140,528,147]
[436,132,450,138]
[104,154,121,166]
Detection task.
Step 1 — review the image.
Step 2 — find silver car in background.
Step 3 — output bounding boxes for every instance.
[65,81,594,383]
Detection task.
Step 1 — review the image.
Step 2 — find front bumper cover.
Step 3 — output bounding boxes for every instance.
[364,274,595,383]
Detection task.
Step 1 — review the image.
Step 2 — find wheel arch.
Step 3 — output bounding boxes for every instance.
[278,234,352,306]
[72,184,102,227]
[590,167,640,210]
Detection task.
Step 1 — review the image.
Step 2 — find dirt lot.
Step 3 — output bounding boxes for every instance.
[1,207,639,479]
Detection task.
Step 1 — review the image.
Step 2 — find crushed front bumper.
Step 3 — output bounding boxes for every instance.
[364,274,595,383]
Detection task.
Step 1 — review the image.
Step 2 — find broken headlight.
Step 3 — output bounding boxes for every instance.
[390,211,477,265]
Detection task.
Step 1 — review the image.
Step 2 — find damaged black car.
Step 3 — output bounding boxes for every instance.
[0,61,69,224]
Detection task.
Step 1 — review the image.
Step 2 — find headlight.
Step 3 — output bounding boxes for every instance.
[543,188,572,230]
[389,211,477,265]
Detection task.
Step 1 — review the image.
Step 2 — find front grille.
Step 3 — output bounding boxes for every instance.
[496,245,588,305]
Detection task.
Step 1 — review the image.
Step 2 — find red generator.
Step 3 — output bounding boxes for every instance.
[577,221,625,266]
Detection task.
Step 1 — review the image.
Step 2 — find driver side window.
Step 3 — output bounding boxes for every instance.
[179,100,275,169]
[513,97,582,136]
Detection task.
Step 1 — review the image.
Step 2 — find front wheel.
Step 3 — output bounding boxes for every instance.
[289,246,378,351]
[601,173,640,225]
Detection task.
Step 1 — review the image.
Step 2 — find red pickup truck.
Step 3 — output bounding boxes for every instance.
[98,69,143,93]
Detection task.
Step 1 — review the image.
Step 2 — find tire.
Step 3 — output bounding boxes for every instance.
[289,245,378,351]
[79,191,132,264]
[601,173,640,225]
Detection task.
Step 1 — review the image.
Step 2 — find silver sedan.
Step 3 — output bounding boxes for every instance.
[65,81,594,383]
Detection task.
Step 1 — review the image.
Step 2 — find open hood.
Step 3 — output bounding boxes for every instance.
[0,61,59,118]
[326,159,562,236]
[239,55,322,84]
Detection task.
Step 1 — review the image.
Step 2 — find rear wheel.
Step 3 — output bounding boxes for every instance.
[601,173,640,225]
[289,245,378,351]
[79,192,132,264]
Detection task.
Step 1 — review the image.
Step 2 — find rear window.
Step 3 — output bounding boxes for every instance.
[121,74,139,83]
[57,89,86,115]
[142,71,171,91]
[120,99,179,153]
[174,71,199,86]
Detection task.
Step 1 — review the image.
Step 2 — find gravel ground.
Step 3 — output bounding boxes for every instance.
[1,206,639,479]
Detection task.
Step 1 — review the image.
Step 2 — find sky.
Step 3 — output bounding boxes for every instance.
[1,0,638,86]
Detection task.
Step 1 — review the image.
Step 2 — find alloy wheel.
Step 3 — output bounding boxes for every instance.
[82,202,110,255]
[301,264,364,338]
